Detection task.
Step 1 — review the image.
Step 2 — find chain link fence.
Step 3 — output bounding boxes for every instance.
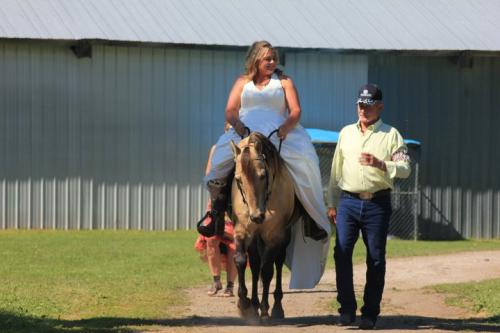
[313,142,420,240]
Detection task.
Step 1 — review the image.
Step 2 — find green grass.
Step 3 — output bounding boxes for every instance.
[1,230,500,332]
[434,278,500,323]
[0,230,206,332]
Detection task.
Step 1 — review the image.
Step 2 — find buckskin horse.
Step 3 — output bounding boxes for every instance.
[230,131,300,322]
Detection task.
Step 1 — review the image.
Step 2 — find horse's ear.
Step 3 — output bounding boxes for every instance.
[230,140,241,159]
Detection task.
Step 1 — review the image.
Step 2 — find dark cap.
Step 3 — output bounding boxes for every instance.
[356,84,382,105]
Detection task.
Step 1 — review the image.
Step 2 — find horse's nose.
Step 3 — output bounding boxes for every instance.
[250,212,265,224]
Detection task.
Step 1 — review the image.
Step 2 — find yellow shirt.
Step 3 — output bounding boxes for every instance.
[327,119,411,208]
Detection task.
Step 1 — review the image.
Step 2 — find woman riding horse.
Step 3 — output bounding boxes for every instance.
[200,40,331,317]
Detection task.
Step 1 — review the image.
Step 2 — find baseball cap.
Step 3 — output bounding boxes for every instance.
[356,84,382,105]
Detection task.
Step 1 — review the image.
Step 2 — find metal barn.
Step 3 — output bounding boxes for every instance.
[1,0,499,239]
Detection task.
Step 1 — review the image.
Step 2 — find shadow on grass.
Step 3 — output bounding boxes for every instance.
[1,311,499,332]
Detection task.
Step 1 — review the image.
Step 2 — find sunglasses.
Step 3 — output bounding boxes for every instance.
[357,101,379,108]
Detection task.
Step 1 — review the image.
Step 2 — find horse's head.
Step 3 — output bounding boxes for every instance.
[230,132,282,224]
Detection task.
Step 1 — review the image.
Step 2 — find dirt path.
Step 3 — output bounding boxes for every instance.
[151,251,500,332]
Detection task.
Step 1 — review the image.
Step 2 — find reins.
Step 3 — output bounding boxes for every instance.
[267,129,283,154]
[238,126,283,154]
[238,126,251,140]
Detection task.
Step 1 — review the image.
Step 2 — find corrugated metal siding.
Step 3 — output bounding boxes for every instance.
[0,42,244,230]
[285,53,368,129]
[0,41,367,230]
[369,54,500,239]
[1,0,500,52]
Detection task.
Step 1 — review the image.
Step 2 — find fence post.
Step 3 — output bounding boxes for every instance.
[413,162,419,240]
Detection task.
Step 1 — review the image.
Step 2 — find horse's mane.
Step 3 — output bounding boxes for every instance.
[241,132,284,180]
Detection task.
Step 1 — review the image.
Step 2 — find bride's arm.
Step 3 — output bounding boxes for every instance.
[225,77,247,137]
[279,76,301,140]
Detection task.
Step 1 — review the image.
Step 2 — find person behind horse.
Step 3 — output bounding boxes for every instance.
[195,141,236,297]
[200,40,331,289]
[327,84,411,329]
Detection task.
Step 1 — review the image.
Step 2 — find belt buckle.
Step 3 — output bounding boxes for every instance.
[359,192,373,200]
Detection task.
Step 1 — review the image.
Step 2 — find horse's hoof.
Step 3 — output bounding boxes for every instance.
[271,306,285,319]
[238,297,252,311]
[260,313,272,325]
[239,307,259,324]
[271,306,285,320]
[238,298,259,323]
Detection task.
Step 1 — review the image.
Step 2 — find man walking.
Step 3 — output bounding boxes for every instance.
[327,84,411,329]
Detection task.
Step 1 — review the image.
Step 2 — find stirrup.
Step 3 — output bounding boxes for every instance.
[196,211,215,237]
[303,219,328,241]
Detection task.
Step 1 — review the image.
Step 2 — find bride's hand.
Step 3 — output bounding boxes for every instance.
[233,120,248,138]
[277,125,288,140]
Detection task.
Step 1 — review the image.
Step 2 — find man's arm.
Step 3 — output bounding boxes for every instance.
[327,133,343,223]
[385,130,411,179]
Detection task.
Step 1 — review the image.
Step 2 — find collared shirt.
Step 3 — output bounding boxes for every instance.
[327,119,411,208]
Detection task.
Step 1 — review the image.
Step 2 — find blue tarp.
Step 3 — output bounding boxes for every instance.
[305,128,421,146]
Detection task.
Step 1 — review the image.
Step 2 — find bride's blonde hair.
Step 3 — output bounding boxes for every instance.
[244,41,280,81]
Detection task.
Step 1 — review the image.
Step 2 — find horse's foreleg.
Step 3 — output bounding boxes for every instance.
[234,238,248,301]
[234,237,255,320]
[259,245,277,321]
[271,243,287,319]
[272,230,291,319]
[248,239,261,313]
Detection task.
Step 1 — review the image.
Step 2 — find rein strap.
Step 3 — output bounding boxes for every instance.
[267,129,283,154]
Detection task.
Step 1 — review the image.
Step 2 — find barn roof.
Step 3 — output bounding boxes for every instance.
[1,0,499,52]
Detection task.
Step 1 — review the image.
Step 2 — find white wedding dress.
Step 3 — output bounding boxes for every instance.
[205,73,331,289]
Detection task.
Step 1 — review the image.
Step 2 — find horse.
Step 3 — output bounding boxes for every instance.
[229,131,300,322]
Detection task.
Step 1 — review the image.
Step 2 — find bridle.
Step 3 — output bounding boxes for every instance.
[235,145,272,215]
[234,129,282,220]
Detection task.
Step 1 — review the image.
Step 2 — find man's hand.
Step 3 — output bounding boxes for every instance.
[359,152,386,171]
[327,207,337,224]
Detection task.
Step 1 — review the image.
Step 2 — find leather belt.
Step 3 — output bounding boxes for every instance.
[342,189,391,200]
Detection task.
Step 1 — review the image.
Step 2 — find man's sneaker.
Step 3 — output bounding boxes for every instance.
[338,312,355,326]
[359,317,376,330]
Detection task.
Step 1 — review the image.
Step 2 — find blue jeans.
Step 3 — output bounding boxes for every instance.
[334,192,392,321]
